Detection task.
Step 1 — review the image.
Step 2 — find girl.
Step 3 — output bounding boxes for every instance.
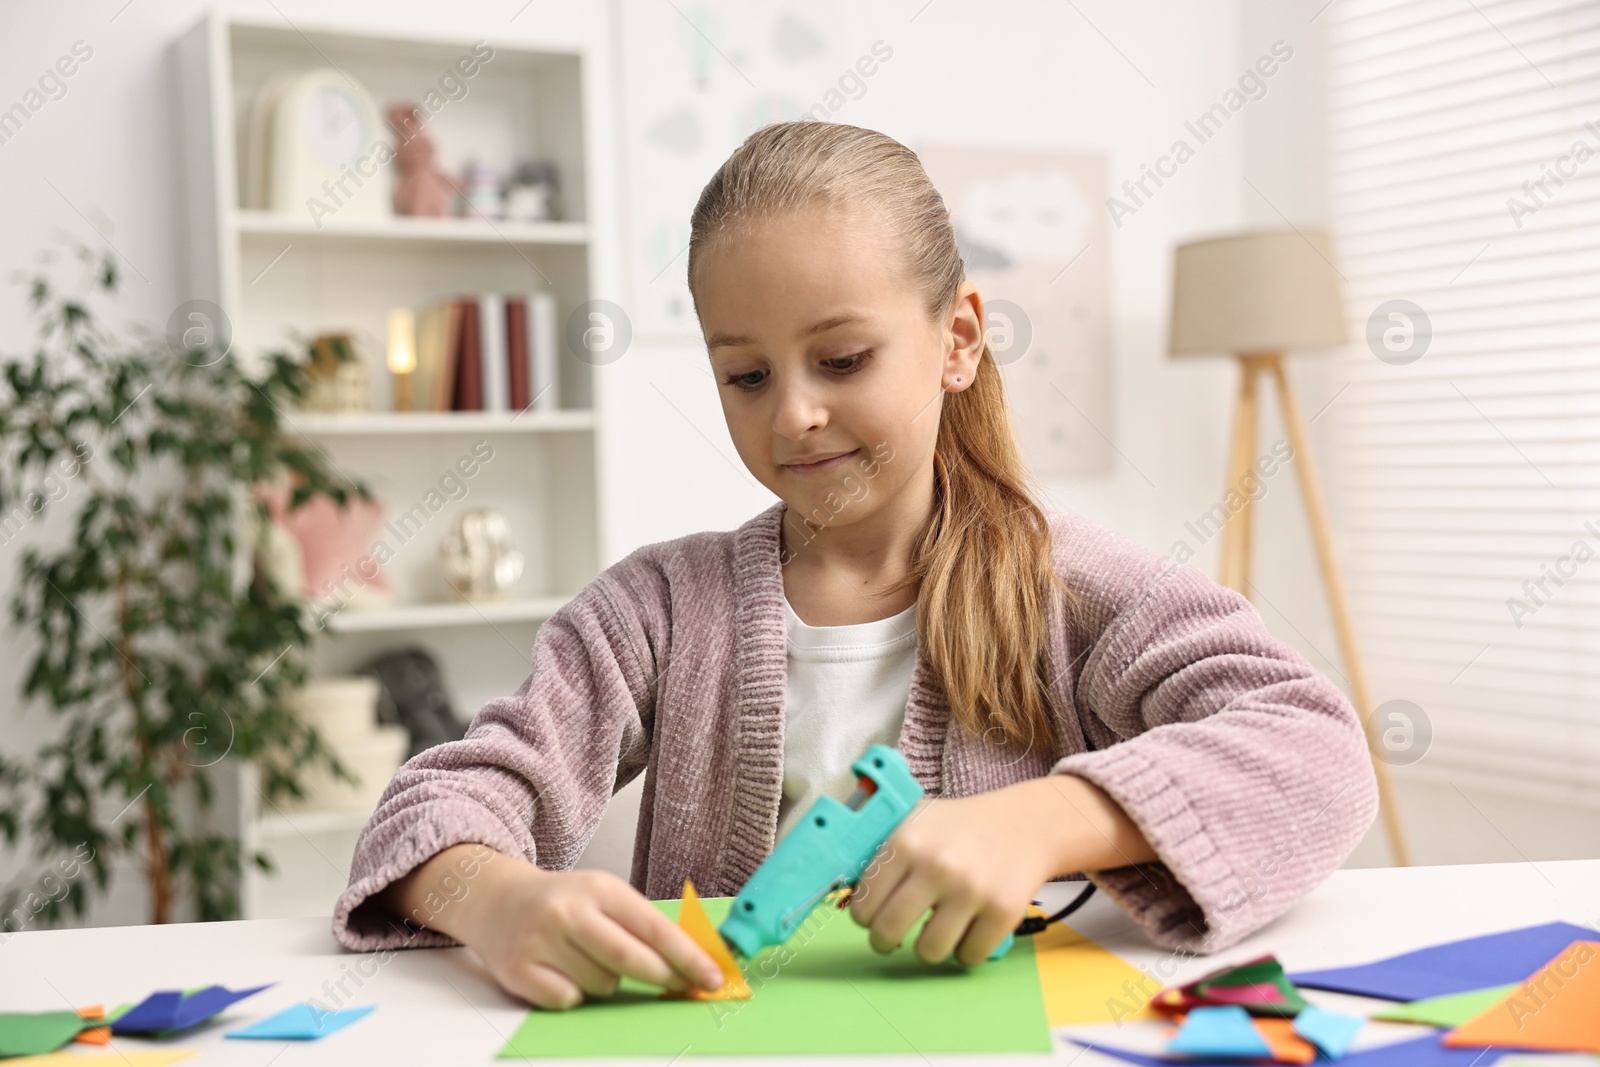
[332,121,1379,1011]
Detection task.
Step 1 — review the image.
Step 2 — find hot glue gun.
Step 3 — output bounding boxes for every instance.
[716,743,1016,963]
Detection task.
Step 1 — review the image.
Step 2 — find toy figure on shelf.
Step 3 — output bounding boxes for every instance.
[389,103,454,217]
[362,647,470,759]
[439,509,524,602]
[503,160,560,222]
[462,162,504,219]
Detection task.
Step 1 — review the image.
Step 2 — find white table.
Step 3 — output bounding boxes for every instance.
[4,859,1597,1065]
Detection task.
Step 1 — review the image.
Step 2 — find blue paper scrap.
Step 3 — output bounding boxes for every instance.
[226,1002,375,1041]
[113,984,273,1035]
[1292,1004,1364,1059]
[1168,1005,1273,1059]
[1286,920,1595,1001]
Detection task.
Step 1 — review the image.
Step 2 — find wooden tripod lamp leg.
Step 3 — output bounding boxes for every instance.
[1219,356,1261,593]
[1265,354,1412,867]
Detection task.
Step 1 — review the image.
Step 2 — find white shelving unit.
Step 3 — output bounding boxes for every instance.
[233,208,591,247]
[324,596,572,633]
[282,409,596,435]
[172,12,609,920]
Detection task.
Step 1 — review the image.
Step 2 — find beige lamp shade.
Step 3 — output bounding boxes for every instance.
[1168,228,1349,357]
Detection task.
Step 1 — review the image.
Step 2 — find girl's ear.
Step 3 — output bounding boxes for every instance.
[944,281,985,392]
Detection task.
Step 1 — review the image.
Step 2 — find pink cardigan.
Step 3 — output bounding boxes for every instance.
[332,500,1378,955]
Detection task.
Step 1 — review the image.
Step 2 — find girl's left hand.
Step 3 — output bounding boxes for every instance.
[845,788,1062,967]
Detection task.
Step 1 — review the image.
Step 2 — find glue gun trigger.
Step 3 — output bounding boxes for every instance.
[782,878,846,930]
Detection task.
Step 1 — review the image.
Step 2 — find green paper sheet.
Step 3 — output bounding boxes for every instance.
[0,1010,91,1056]
[498,896,1052,1058]
[1370,982,1520,1027]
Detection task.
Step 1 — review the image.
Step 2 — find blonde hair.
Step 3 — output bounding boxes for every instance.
[688,120,1076,754]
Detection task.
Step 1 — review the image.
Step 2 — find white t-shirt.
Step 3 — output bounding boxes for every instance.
[775,595,919,842]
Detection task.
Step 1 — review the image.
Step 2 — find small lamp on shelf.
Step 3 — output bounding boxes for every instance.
[387,307,417,412]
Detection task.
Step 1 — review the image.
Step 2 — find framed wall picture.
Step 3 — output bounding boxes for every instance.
[915,144,1114,478]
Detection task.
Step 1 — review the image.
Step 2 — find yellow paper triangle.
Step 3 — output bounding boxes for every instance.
[1033,917,1161,1026]
[5,1052,196,1066]
[661,878,751,1000]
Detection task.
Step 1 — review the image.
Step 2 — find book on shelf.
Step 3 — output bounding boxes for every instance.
[451,299,484,411]
[401,292,562,415]
[419,302,464,415]
[506,297,530,410]
[412,302,450,411]
[527,290,559,413]
[480,293,508,413]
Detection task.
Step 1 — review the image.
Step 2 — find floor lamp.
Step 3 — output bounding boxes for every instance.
[1167,228,1411,868]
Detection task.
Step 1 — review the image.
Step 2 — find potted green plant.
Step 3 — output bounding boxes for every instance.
[0,241,368,926]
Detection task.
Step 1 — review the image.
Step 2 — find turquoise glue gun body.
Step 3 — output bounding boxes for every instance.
[717,743,1015,963]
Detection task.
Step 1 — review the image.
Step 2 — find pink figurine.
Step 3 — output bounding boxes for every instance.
[389,104,454,217]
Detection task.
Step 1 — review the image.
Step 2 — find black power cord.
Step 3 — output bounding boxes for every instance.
[1014,881,1097,936]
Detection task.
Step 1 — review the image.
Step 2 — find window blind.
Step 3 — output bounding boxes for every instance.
[1325,0,1600,801]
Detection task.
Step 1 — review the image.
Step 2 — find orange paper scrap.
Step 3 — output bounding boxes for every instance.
[1443,940,1600,1052]
[74,1006,111,1046]
[1252,1017,1318,1065]
[660,878,751,1001]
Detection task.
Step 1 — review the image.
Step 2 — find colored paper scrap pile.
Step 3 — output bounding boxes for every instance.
[3,989,370,1058]
[1149,954,1309,1018]
[1082,919,1600,1067]
[1069,953,1367,1064]
[113,984,272,1035]
[225,1002,375,1041]
[658,879,750,1001]
[1066,920,1600,1067]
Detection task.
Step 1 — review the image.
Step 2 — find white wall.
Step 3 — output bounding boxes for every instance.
[600,0,1256,560]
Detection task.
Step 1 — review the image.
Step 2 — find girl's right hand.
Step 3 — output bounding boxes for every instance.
[385,844,729,1010]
